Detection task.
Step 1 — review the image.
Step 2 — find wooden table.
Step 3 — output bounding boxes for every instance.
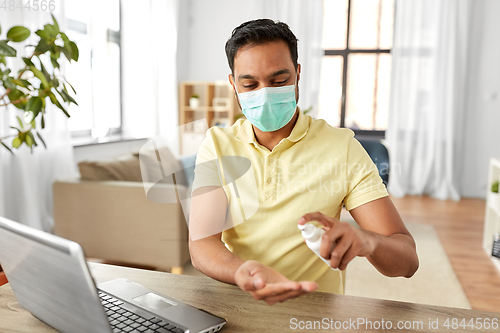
[1,263,499,332]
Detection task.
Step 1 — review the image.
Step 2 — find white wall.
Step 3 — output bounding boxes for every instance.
[179,0,265,82]
[461,0,500,198]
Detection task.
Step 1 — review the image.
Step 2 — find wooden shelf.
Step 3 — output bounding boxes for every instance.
[179,81,241,155]
[483,157,500,273]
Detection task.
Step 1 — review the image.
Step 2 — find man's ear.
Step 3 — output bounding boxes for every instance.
[296,64,301,83]
[229,74,235,90]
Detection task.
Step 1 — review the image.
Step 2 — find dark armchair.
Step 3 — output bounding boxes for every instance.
[358,139,390,186]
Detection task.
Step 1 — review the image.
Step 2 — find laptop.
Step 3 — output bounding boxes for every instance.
[0,216,226,333]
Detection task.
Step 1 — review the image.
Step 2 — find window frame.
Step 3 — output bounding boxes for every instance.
[323,0,393,139]
[66,1,123,139]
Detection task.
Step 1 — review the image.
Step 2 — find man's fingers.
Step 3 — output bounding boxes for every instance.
[298,281,319,292]
[258,281,318,305]
[250,281,301,300]
[298,212,336,229]
[330,237,353,268]
[338,244,359,271]
[319,223,348,260]
[262,289,306,305]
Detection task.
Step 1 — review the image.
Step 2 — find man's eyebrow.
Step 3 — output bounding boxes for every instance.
[237,69,291,81]
[238,74,255,80]
[268,69,291,78]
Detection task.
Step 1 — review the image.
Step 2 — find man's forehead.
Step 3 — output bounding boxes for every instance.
[233,41,295,78]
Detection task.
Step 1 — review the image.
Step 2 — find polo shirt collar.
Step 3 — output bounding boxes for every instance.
[235,107,310,144]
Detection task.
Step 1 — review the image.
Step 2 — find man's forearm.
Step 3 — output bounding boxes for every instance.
[366,232,419,278]
[189,237,245,285]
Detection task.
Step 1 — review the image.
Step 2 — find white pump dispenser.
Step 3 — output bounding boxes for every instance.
[298,223,339,271]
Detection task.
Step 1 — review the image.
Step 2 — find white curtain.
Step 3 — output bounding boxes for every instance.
[121,0,180,156]
[0,5,78,231]
[263,0,324,116]
[386,0,473,200]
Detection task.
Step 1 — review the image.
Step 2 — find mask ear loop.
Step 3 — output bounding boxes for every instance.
[233,75,240,96]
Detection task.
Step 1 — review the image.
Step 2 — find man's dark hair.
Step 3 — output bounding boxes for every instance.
[225,19,299,74]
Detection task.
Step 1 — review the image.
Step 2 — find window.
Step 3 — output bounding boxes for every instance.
[65,0,122,139]
[318,0,395,137]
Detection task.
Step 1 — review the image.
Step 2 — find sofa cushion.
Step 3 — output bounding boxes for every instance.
[78,154,142,182]
[137,146,188,186]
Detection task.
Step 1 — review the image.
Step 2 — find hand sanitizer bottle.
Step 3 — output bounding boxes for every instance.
[298,223,339,271]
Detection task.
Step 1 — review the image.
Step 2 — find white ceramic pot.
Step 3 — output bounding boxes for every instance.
[489,192,500,216]
[189,97,200,109]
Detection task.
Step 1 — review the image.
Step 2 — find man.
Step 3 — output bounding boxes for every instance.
[188,19,418,305]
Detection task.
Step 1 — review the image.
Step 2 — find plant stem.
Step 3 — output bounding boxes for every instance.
[0,134,17,142]
[0,96,28,107]
[0,89,11,102]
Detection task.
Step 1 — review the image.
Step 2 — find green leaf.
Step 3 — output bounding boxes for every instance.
[43,24,58,38]
[50,46,60,68]
[25,133,33,148]
[41,112,45,129]
[1,142,14,155]
[39,59,51,81]
[12,78,31,88]
[7,89,26,109]
[9,126,21,133]
[60,42,73,62]
[4,77,16,90]
[25,132,36,148]
[50,56,59,69]
[69,41,79,61]
[7,26,30,42]
[16,116,24,129]
[60,88,78,105]
[34,38,51,53]
[0,40,16,57]
[25,96,42,116]
[12,137,22,148]
[22,57,34,67]
[48,91,70,117]
[64,81,76,95]
[36,131,47,148]
[51,14,60,33]
[29,65,50,88]
[35,29,51,40]
[0,55,5,65]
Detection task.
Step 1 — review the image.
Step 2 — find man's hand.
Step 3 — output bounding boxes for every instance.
[234,260,318,305]
[298,212,379,271]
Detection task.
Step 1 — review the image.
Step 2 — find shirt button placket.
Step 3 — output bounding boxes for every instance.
[267,153,278,202]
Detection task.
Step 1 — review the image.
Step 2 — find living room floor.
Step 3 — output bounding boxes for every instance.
[390,195,500,313]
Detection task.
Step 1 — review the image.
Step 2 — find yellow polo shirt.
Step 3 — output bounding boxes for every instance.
[191,108,388,294]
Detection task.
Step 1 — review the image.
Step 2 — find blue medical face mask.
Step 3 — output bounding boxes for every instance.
[236,80,297,132]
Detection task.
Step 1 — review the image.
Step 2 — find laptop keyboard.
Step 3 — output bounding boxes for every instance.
[98,291,186,333]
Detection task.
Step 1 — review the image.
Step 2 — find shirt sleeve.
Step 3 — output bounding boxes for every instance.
[191,131,223,193]
[343,135,389,211]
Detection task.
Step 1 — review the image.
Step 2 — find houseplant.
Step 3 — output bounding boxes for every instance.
[0,15,79,153]
[490,180,499,215]
[189,94,199,108]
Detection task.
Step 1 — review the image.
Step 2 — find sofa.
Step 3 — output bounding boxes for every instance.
[53,148,196,274]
